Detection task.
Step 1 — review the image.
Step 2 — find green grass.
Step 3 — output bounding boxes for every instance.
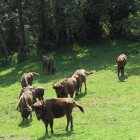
[1,40,140,139]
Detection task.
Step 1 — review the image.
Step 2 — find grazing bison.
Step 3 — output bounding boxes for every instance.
[17,91,33,123]
[21,72,40,88]
[116,54,127,76]
[33,98,84,134]
[53,75,79,98]
[43,56,56,75]
[19,86,44,103]
[73,69,95,94]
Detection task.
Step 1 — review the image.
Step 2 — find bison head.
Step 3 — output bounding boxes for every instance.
[51,67,56,75]
[33,101,45,120]
[116,59,125,67]
[23,107,32,119]
[53,83,63,98]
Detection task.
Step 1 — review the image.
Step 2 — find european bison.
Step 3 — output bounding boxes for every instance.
[21,72,40,88]
[116,54,127,76]
[19,86,44,103]
[73,69,95,94]
[17,91,33,123]
[43,56,56,75]
[53,75,79,98]
[19,86,34,99]
[33,98,84,134]
[33,86,44,102]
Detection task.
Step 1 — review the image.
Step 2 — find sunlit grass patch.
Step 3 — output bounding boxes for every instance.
[1,40,140,139]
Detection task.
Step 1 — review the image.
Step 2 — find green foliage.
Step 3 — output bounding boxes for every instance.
[1,41,140,139]
[121,11,140,37]
[0,0,140,64]
[0,53,18,66]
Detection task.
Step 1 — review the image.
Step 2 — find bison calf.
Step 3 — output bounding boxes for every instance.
[116,54,127,76]
[33,98,84,134]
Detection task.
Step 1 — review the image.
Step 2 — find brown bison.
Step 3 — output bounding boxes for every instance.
[53,75,79,98]
[33,86,44,102]
[19,86,44,103]
[43,56,56,75]
[33,98,84,134]
[19,86,34,98]
[17,91,33,122]
[21,72,40,88]
[116,54,127,76]
[73,69,95,94]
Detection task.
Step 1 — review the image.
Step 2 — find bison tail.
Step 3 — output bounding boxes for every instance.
[32,72,40,77]
[73,100,84,113]
[86,70,96,75]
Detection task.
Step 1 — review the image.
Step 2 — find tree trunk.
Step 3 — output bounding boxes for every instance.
[37,0,46,51]
[18,0,26,51]
[0,33,7,56]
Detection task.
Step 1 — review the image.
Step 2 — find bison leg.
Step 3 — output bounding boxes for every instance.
[26,118,28,124]
[30,112,32,119]
[49,119,54,134]
[118,67,120,76]
[121,67,124,77]
[70,115,73,130]
[79,84,82,92]
[44,120,49,134]
[66,113,72,131]
[70,92,74,98]
[48,65,51,74]
[84,82,87,92]
[46,66,49,74]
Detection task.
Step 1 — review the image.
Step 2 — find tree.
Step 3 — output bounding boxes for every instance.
[17,0,27,61]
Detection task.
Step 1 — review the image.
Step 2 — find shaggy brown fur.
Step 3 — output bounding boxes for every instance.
[19,86,44,103]
[116,54,127,76]
[19,86,34,99]
[21,72,40,88]
[17,91,33,122]
[53,75,79,98]
[33,98,84,134]
[73,69,95,94]
[33,86,44,101]
[43,56,56,75]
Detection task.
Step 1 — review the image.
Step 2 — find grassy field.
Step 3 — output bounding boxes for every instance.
[0,40,140,140]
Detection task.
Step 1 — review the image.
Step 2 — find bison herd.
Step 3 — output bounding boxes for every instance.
[17,54,127,134]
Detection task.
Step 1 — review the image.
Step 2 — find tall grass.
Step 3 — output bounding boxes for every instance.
[0,40,140,139]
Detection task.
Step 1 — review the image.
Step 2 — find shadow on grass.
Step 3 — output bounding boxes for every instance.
[1,40,140,87]
[74,91,87,101]
[38,131,74,140]
[118,75,128,82]
[18,118,33,128]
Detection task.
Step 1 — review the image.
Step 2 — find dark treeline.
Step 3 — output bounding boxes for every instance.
[0,0,140,64]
